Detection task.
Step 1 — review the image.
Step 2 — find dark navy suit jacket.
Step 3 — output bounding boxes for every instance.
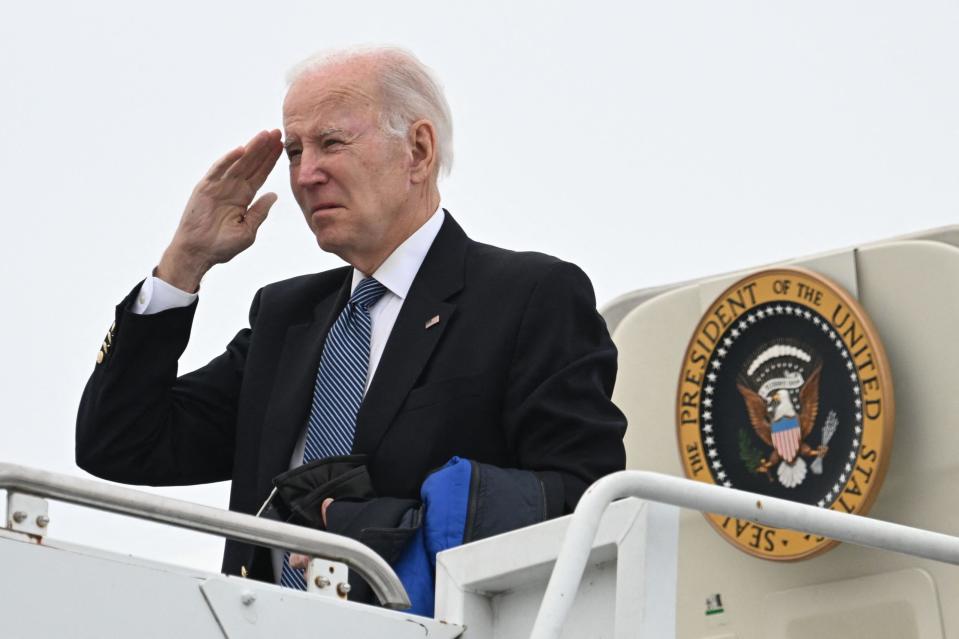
[76,212,627,583]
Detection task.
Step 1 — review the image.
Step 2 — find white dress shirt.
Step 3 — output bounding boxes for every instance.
[131,269,201,315]
[130,206,444,582]
[286,207,444,466]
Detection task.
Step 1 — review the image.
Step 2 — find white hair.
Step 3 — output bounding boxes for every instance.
[287,46,454,178]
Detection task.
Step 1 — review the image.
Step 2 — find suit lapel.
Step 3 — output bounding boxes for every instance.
[353,212,468,455]
[256,269,352,490]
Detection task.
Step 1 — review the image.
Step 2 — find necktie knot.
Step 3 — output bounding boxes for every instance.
[350,277,387,310]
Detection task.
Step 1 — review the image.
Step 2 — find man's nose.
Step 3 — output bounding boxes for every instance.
[294,148,330,189]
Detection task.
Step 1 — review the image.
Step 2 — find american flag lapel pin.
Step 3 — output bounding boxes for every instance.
[425,314,441,329]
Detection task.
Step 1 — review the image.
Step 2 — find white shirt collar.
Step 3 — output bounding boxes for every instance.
[350,205,445,300]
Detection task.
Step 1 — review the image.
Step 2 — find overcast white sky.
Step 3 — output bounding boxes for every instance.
[1,1,957,573]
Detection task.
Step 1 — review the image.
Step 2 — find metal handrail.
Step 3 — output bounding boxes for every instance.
[530,470,959,639]
[0,462,411,609]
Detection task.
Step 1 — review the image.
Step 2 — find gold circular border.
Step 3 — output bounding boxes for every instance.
[675,267,895,561]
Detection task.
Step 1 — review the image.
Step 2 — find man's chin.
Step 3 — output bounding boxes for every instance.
[314,234,337,252]
[313,233,348,260]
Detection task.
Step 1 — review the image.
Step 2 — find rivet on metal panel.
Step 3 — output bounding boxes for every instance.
[240,591,256,606]
[7,493,50,537]
[305,558,350,599]
[337,582,351,597]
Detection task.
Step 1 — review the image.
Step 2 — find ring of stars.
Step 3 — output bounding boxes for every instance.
[700,302,864,502]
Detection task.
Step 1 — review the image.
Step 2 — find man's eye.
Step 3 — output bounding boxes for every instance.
[323,139,343,149]
[286,149,301,161]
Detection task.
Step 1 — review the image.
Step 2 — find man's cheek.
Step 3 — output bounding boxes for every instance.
[289,187,307,216]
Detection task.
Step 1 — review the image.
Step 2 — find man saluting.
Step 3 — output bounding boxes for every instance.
[76,46,626,600]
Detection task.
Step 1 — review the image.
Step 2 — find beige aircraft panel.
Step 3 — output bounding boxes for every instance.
[610,236,958,639]
[602,224,959,336]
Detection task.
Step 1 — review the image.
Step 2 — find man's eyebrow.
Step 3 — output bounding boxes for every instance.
[316,127,346,138]
[283,128,347,151]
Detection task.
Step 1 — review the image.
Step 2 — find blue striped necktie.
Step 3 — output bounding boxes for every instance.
[280,276,387,590]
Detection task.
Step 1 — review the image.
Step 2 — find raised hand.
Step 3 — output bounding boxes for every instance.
[156,130,284,292]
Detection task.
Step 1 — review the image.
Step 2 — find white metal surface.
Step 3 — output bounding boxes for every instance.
[435,497,678,639]
[200,577,462,638]
[529,471,959,639]
[6,491,49,537]
[0,527,462,638]
[305,556,350,599]
[763,569,945,638]
[0,462,409,609]
[0,528,225,638]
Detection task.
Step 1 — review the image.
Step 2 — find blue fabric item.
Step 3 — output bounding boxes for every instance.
[393,456,472,616]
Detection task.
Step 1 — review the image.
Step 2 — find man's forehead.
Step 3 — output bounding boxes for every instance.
[283,67,381,129]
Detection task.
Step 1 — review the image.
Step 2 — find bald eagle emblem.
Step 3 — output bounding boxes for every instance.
[736,346,828,488]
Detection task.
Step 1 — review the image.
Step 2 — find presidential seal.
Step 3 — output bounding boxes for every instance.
[676,268,894,560]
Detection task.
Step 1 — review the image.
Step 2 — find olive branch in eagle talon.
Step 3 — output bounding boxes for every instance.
[736,363,828,482]
[738,430,763,475]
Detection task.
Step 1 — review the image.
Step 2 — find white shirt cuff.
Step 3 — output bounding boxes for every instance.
[131,274,198,315]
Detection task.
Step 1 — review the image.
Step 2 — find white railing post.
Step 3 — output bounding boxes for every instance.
[530,470,959,639]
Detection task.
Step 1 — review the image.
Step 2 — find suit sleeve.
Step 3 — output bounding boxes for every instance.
[504,261,627,517]
[75,283,258,486]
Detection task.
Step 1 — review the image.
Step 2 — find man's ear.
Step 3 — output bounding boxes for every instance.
[408,119,437,183]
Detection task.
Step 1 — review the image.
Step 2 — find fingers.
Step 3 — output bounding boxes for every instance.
[245,192,277,230]
[226,130,282,181]
[321,497,334,527]
[204,145,245,180]
[246,137,284,191]
[289,553,310,570]
[238,130,282,180]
